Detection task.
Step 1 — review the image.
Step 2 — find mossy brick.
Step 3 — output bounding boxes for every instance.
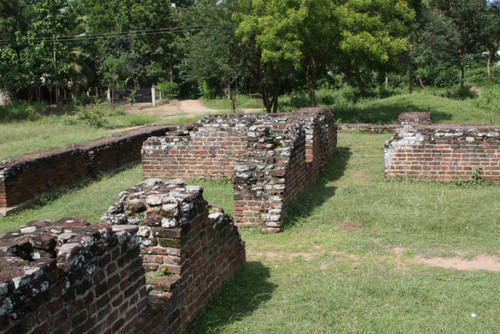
[151,227,183,238]
[159,238,182,248]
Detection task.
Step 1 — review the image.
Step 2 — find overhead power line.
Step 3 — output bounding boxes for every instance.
[0,26,204,45]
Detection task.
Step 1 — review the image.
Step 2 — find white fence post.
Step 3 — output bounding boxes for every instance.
[152,85,156,107]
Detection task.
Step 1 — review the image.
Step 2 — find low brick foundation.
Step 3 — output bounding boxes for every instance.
[0,179,245,333]
[142,108,337,232]
[385,114,500,182]
[0,125,178,212]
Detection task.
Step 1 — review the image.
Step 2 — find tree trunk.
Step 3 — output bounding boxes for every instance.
[169,61,173,82]
[356,71,365,97]
[385,73,389,90]
[460,60,465,89]
[260,87,271,113]
[409,65,414,94]
[306,57,317,107]
[272,88,279,113]
[53,34,59,107]
[418,77,425,89]
[487,53,492,82]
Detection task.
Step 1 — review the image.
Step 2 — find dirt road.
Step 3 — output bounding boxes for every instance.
[123,99,218,120]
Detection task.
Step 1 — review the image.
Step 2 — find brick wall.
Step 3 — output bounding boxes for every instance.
[385,124,500,182]
[0,179,245,333]
[0,218,144,333]
[142,109,337,233]
[101,178,246,333]
[0,125,177,211]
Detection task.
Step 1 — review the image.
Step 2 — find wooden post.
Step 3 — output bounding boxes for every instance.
[152,85,156,107]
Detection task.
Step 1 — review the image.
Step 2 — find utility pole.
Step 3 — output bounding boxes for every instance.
[53,33,59,107]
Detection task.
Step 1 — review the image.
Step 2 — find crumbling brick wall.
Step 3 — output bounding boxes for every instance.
[385,114,500,182]
[101,178,245,332]
[0,218,144,333]
[142,108,337,232]
[0,125,177,211]
[1,179,245,334]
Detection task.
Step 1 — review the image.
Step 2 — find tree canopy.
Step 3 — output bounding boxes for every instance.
[1,0,499,110]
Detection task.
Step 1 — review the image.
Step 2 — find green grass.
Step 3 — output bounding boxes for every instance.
[331,93,500,124]
[0,119,113,161]
[201,95,265,112]
[0,165,144,234]
[202,87,500,125]
[1,132,498,332]
[0,111,206,161]
[189,132,499,333]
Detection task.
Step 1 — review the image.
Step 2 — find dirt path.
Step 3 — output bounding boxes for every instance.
[122,99,218,119]
[246,247,500,272]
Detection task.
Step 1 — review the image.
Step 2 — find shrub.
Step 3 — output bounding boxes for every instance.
[76,103,109,127]
[157,81,180,100]
[0,101,47,121]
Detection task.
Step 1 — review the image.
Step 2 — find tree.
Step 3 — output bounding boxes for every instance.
[408,2,460,89]
[294,0,339,107]
[82,0,189,94]
[335,0,416,96]
[483,1,500,81]
[176,0,246,105]
[431,0,491,88]
[0,0,75,103]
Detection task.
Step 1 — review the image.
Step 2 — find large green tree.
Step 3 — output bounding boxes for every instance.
[0,0,73,103]
[335,0,416,96]
[176,0,245,102]
[431,0,492,88]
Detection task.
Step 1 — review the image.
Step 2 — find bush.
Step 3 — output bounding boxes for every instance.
[473,84,500,112]
[0,101,47,121]
[76,103,109,127]
[157,81,180,100]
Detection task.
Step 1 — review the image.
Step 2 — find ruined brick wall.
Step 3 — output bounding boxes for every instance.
[143,109,337,233]
[0,218,144,334]
[1,179,245,334]
[0,125,177,211]
[101,178,245,333]
[142,122,247,179]
[385,124,500,182]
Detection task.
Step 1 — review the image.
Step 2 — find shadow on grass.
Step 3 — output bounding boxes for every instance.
[189,261,276,333]
[334,101,453,124]
[284,147,352,229]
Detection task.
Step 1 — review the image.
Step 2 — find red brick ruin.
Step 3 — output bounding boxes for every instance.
[142,108,337,233]
[1,179,245,333]
[1,108,499,333]
[385,112,500,182]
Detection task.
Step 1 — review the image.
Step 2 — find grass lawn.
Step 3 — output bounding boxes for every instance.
[331,93,500,124]
[0,113,203,161]
[1,132,498,333]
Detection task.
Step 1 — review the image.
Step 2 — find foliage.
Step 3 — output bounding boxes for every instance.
[157,81,180,99]
[76,102,109,127]
[0,100,47,121]
[335,0,416,96]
